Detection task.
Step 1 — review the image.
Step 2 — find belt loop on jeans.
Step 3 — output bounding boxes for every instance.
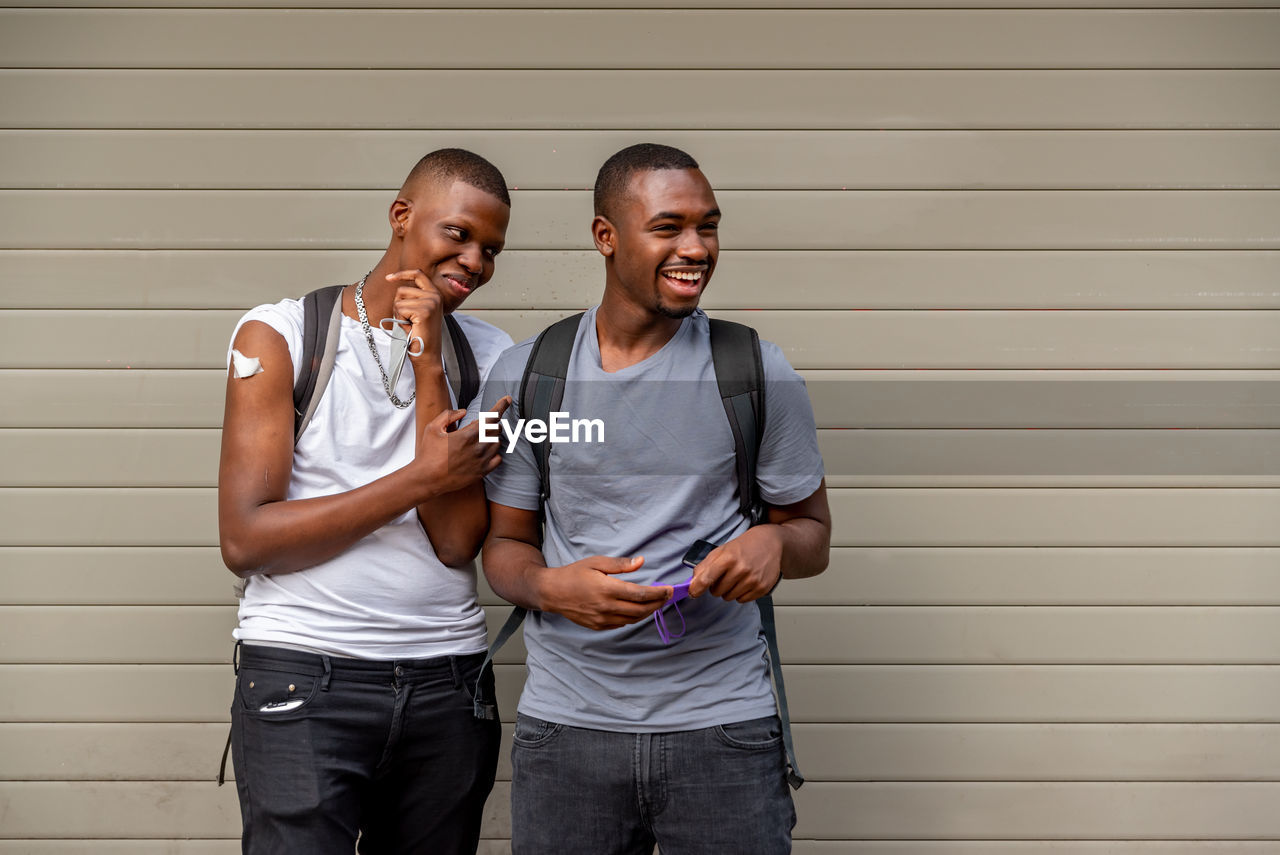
[448,655,462,689]
[320,654,332,691]
[231,639,241,675]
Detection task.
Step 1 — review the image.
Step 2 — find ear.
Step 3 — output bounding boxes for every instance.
[591,215,616,258]
[389,198,412,238]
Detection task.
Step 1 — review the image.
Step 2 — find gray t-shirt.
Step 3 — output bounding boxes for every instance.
[482,306,825,731]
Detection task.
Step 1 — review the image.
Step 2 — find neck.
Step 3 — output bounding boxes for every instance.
[345,252,400,323]
[595,289,685,372]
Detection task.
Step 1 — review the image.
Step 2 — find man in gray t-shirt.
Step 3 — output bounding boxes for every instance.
[481,144,831,855]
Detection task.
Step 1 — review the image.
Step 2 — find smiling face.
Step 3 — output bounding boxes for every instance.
[391,179,510,313]
[595,168,720,320]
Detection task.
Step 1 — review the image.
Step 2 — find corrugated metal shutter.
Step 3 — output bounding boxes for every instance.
[1,4,1277,852]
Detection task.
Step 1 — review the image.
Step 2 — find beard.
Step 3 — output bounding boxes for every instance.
[655,299,697,320]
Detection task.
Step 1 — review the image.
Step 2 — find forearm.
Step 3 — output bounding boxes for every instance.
[418,482,490,565]
[481,532,551,611]
[409,361,488,563]
[773,515,831,580]
[220,465,430,578]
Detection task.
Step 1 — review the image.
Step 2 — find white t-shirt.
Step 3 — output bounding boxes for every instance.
[226,296,512,660]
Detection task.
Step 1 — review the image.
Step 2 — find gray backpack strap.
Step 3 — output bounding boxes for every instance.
[294,284,346,443]
[443,313,481,410]
[473,313,585,721]
[232,284,344,601]
[709,318,803,789]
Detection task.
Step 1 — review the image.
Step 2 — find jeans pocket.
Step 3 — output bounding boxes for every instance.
[236,665,321,718]
[714,715,783,751]
[512,713,564,749]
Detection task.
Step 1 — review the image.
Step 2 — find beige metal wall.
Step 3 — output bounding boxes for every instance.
[1,3,1278,852]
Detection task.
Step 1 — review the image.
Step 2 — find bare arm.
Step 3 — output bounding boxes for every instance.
[217,320,501,578]
[687,479,832,603]
[481,502,671,631]
[389,269,501,565]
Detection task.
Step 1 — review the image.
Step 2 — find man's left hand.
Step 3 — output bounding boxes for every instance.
[688,526,784,603]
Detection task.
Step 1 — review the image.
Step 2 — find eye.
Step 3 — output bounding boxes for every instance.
[445,226,467,241]
[653,224,679,233]
[483,247,500,260]
[700,222,719,232]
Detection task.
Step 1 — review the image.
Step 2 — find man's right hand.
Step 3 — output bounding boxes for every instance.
[538,556,672,631]
[409,399,509,500]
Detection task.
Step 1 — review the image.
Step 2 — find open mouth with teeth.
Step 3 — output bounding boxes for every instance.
[661,268,705,296]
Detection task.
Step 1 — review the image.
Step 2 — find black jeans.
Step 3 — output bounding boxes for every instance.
[230,644,501,855]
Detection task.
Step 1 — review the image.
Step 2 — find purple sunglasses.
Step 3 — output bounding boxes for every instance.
[650,540,718,644]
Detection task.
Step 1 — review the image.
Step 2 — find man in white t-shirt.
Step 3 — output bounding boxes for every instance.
[217,149,515,854]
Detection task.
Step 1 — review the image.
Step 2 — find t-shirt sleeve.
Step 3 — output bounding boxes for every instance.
[455,314,515,426]
[226,300,305,386]
[480,339,543,511]
[756,340,826,506]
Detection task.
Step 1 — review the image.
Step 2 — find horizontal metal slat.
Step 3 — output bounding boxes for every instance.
[4,70,1278,130]
[10,308,1280,370]
[6,546,1279,608]
[4,664,1280,723]
[2,605,1278,666]
[4,369,1279,430]
[2,10,1277,70]
[6,250,1280,310]
[9,722,1280,783]
[6,190,1279,250]
[3,428,1277,489]
[3,131,1278,191]
[2,779,1280,838]
[1,488,1277,547]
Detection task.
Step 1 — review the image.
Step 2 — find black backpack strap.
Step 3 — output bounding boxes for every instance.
[709,318,803,789]
[443,313,481,410]
[520,313,586,530]
[473,312,586,721]
[294,284,346,443]
[708,318,766,525]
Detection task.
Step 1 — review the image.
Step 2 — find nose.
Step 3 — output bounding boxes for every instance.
[676,231,710,262]
[458,244,482,275]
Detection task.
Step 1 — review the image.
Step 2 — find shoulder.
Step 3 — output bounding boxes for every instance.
[701,313,798,380]
[485,335,539,386]
[757,337,801,382]
[235,298,305,340]
[228,298,306,378]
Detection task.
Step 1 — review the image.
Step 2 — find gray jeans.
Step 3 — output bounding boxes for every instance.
[510,713,796,855]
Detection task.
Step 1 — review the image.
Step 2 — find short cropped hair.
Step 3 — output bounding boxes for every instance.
[594,143,699,220]
[403,148,511,207]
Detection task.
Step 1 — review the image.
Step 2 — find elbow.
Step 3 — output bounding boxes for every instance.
[430,530,483,568]
[434,541,482,568]
[219,533,261,578]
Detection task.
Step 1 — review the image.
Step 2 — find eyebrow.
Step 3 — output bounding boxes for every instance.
[647,208,721,224]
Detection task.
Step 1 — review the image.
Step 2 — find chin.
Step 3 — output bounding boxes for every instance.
[655,302,697,320]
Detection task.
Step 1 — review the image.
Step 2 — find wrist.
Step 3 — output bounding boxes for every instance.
[528,563,560,613]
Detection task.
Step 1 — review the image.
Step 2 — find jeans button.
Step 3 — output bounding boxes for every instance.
[394,666,404,677]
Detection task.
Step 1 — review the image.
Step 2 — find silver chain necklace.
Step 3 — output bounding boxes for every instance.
[354,272,415,408]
